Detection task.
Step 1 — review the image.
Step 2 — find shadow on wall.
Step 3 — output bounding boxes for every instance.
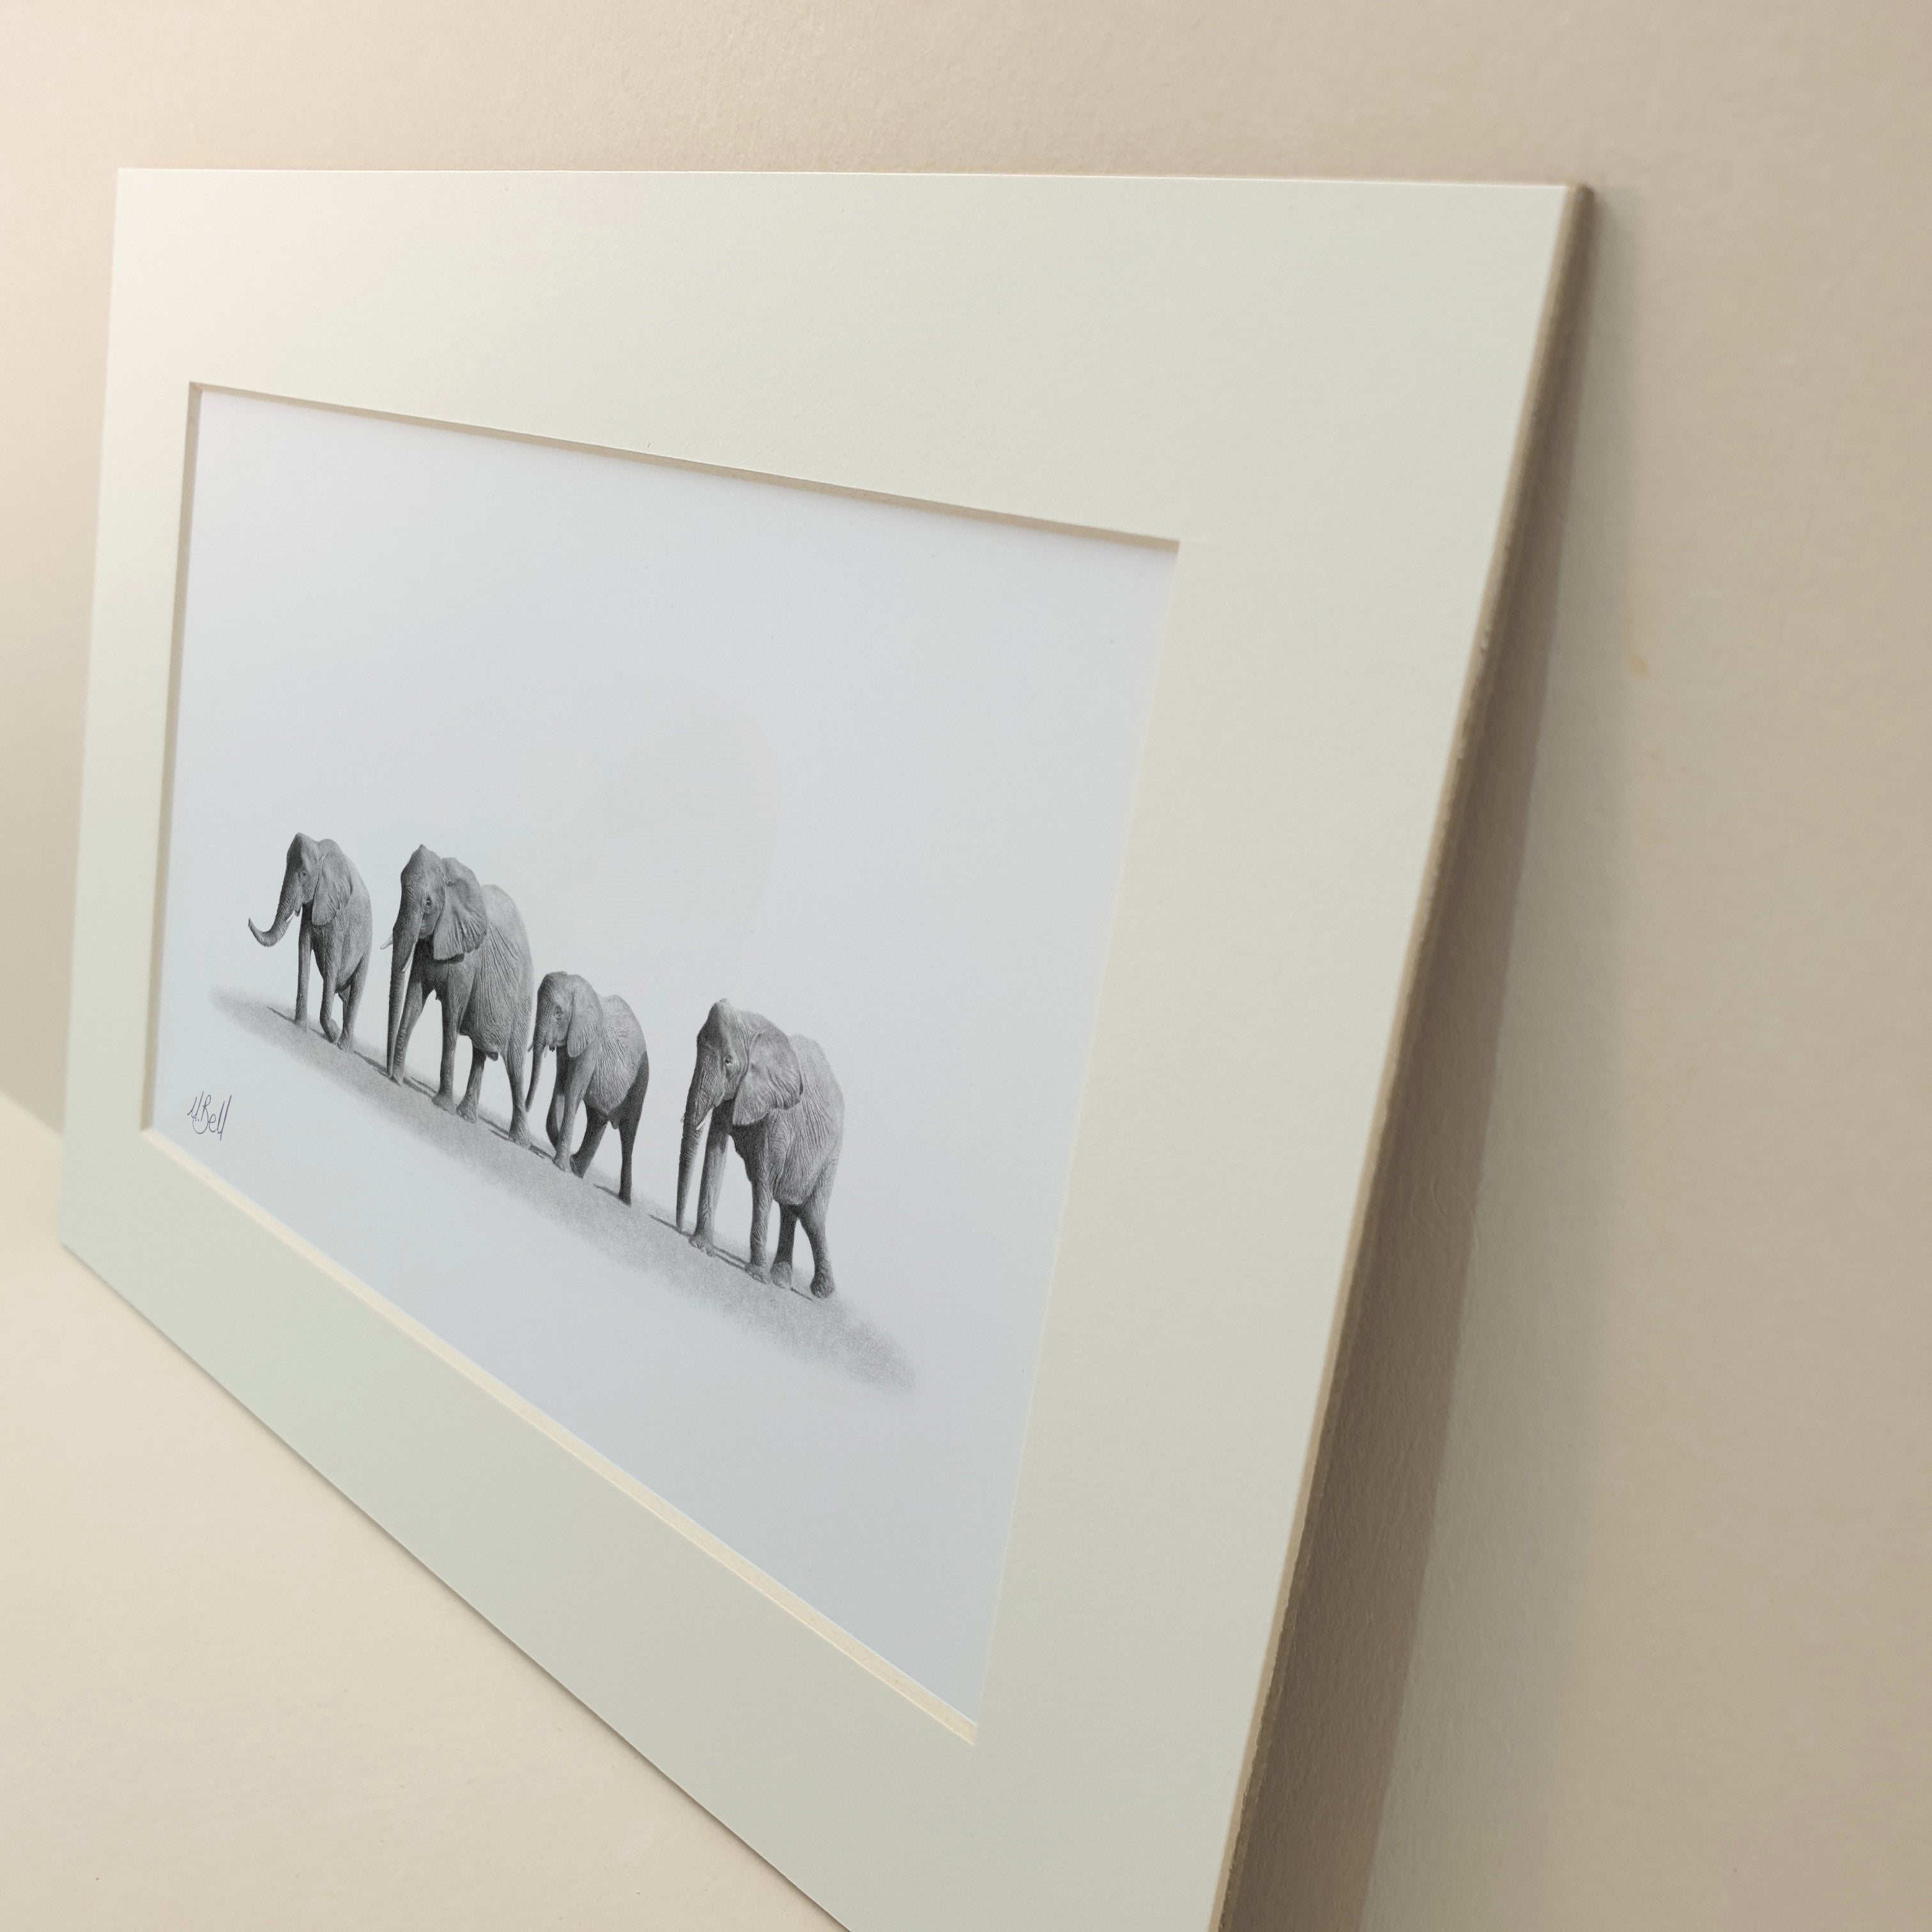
[211,987,914,1393]
[1220,203,1605,1932]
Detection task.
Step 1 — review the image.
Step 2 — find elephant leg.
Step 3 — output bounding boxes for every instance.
[799,1190,836,1300]
[294,912,313,1029]
[746,1170,775,1282]
[433,999,461,1110]
[555,1056,594,1171]
[457,1041,489,1121]
[503,1018,533,1148]
[772,1207,799,1291]
[572,1112,608,1179]
[340,955,368,1053]
[394,975,427,1079]
[616,1114,637,1208]
[318,933,343,1045]
[690,1112,732,1254]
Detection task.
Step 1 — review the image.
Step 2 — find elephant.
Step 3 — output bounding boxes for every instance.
[523,970,650,1204]
[385,845,535,1142]
[248,833,372,1049]
[677,999,843,1298]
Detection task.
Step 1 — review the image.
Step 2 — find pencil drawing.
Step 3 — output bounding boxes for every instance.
[677,999,844,1300]
[385,845,535,1144]
[240,836,854,1312]
[525,970,651,1206]
[210,986,905,1385]
[247,833,372,1048]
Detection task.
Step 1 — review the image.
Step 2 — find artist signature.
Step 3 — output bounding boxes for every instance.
[187,1091,232,1139]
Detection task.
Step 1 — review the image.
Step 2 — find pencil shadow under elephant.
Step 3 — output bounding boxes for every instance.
[677,999,843,1298]
[385,845,535,1144]
[248,833,372,1048]
[524,970,650,1206]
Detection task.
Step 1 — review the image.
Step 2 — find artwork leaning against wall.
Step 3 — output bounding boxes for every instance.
[150,389,1176,1721]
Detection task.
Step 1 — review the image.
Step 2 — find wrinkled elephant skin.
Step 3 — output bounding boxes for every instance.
[386,844,535,1146]
[249,832,373,1050]
[525,969,651,1204]
[677,999,843,1298]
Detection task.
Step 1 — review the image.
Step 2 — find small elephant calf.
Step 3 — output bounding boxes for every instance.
[524,971,651,1204]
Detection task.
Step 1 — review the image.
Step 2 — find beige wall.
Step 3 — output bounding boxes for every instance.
[3,4,1927,1928]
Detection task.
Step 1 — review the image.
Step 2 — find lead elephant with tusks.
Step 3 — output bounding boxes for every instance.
[249,833,371,1048]
[677,999,843,1298]
[524,970,650,1204]
[385,845,535,1143]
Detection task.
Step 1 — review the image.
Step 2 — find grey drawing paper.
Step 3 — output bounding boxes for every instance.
[151,391,1172,1716]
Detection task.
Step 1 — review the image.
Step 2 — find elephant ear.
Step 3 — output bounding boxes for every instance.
[311,847,350,928]
[431,861,490,961]
[565,986,599,1061]
[733,1030,803,1126]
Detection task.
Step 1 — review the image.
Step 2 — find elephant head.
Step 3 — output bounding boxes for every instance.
[524,972,599,1110]
[250,833,346,946]
[676,1000,802,1232]
[386,845,489,1078]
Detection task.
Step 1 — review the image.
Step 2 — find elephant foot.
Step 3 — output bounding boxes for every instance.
[747,1263,774,1285]
[553,1152,572,1174]
[456,1098,481,1124]
[771,1261,794,1292]
[433,1090,460,1115]
[808,1275,836,1301]
[687,1232,721,1260]
[509,1124,535,1151]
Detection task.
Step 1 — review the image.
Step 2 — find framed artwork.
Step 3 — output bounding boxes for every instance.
[64,171,1581,1931]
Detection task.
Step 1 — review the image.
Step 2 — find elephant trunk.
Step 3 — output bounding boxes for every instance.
[249,857,303,947]
[677,1075,710,1234]
[525,1035,547,1112]
[385,908,419,1080]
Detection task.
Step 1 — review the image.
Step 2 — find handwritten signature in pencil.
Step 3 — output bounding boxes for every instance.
[187,1091,232,1140]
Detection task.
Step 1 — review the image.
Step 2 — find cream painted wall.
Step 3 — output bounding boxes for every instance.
[2,4,1926,1929]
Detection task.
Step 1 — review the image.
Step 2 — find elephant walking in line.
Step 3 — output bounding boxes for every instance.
[524,971,650,1204]
[677,999,843,1298]
[249,833,372,1049]
[385,845,535,1142]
